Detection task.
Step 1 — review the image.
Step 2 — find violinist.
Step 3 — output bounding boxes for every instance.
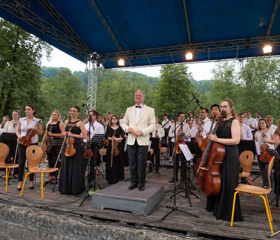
[192,115,200,129]
[59,106,87,195]
[16,105,43,191]
[150,117,165,174]
[207,99,243,221]
[105,115,124,184]
[238,113,253,140]
[197,108,211,140]
[168,112,191,183]
[255,118,275,189]
[43,111,65,184]
[84,110,104,187]
[187,119,197,141]
[161,113,171,148]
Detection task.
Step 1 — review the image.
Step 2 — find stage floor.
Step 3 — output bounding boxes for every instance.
[0,165,280,239]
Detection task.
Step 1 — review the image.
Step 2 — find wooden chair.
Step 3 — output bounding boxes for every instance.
[20,145,59,200]
[99,148,107,174]
[239,150,256,202]
[0,143,19,192]
[231,156,275,234]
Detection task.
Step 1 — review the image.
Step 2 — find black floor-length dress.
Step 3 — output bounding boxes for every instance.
[206,118,244,221]
[59,121,85,195]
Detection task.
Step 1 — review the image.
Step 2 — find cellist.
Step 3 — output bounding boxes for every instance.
[167,112,191,183]
[207,99,243,222]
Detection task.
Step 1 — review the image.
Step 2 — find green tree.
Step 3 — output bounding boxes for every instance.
[0,19,52,117]
[154,65,193,118]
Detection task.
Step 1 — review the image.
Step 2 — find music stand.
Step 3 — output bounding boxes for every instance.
[238,140,257,155]
[47,138,64,191]
[79,133,105,207]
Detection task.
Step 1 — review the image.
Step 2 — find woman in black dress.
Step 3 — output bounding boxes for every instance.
[105,115,124,184]
[207,99,243,221]
[43,110,65,184]
[59,106,87,195]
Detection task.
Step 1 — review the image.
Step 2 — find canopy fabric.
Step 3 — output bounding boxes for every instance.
[0,0,279,68]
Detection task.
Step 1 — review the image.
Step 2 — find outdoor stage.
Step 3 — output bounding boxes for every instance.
[0,164,279,239]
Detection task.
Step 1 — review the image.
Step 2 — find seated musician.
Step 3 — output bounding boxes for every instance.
[255,119,275,188]
[238,112,253,140]
[168,112,191,183]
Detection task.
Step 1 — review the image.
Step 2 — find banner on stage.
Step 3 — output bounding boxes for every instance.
[179,144,193,161]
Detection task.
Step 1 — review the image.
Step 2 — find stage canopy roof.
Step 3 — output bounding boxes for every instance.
[0,0,280,69]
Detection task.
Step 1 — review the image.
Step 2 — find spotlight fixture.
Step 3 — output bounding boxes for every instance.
[263,45,272,54]
[185,52,193,60]
[118,58,125,66]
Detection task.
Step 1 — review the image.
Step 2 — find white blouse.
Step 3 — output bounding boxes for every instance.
[19,117,42,144]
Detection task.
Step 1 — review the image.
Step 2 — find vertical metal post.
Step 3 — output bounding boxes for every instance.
[86,53,100,112]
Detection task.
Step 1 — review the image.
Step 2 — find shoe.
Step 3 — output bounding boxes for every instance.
[29,186,34,190]
[155,171,160,175]
[128,184,137,190]
[138,185,145,191]
[17,188,22,191]
[169,178,178,183]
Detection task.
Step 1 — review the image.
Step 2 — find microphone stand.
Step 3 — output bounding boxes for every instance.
[161,96,199,221]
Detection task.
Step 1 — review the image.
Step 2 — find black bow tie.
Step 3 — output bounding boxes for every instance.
[136,105,141,108]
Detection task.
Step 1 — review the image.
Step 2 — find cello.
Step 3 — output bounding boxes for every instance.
[196,114,225,196]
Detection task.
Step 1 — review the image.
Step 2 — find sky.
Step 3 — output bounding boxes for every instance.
[41,46,216,81]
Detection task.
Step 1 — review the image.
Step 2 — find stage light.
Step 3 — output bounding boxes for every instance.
[185,52,193,60]
[118,58,125,66]
[263,45,272,54]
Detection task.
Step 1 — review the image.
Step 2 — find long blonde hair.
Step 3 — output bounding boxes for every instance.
[46,110,62,127]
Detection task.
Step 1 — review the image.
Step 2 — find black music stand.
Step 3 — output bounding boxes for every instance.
[161,94,199,221]
[238,140,257,155]
[46,138,64,191]
[79,133,105,207]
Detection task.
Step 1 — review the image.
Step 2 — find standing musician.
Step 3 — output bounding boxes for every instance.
[16,105,43,191]
[266,115,277,134]
[0,116,9,135]
[197,108,211,140]
[207,99,243,221]
[187,119,198,141]
[59,106,87,195]
[84,110,104,187]
[161,113,171,147]
[168,112,191,183]
[122,90,155,191]
[3,110,20,174]
[238,112,253,140]
[255,119,275,189]
[150,116,165,174]
[105,115,124,184]
[43,110,65,184]
[192,115,200,129]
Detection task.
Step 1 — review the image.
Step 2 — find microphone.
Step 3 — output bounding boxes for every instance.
[191,92,203,109]
[82,97,90,107]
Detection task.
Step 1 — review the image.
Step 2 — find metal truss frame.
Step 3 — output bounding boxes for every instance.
[86,53,100,112]
[99,35,280,64]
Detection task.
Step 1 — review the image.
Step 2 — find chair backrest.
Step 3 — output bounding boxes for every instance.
[99,148,107,156]
[26,145,44,169]
[160,147,167,153]
[239,150,254,174]
[0,143,9,164]
[268,156,275,190]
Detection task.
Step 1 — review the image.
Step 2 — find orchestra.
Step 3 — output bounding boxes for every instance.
[1,95,280,224]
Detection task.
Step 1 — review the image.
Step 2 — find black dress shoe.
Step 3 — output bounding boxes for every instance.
[138,185,145,191]
[128,184,137,190]
[29,186,34,189]
[169,178,178,183]
[17,188,22,191]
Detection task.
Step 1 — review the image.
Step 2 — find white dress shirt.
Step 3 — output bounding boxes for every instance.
[3,121,18,133]
[187,127,198,141]
[168,122,191,143]
[241,123,253,140]
[162,119,171,129]
[19,117,41,143]
[85,121,104,140]
[151,123,165,139]
[269,124,277,134]
[244,117,257,131]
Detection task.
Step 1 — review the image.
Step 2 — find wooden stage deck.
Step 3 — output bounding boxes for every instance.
[0,164,280,240]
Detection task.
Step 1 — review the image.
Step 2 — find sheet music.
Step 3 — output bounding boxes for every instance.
[179,144,193,161]
[255,141,260,155]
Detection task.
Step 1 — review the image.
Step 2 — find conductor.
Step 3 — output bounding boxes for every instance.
[122,90,155,191]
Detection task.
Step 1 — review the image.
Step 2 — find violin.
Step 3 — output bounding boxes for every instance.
[260,134,272,162]
[175,123,184,154]
[110,131,120,167]
[83,142,93,158]
[19,120,42,146]
[196,114,225,196]
[64,126,76,157]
